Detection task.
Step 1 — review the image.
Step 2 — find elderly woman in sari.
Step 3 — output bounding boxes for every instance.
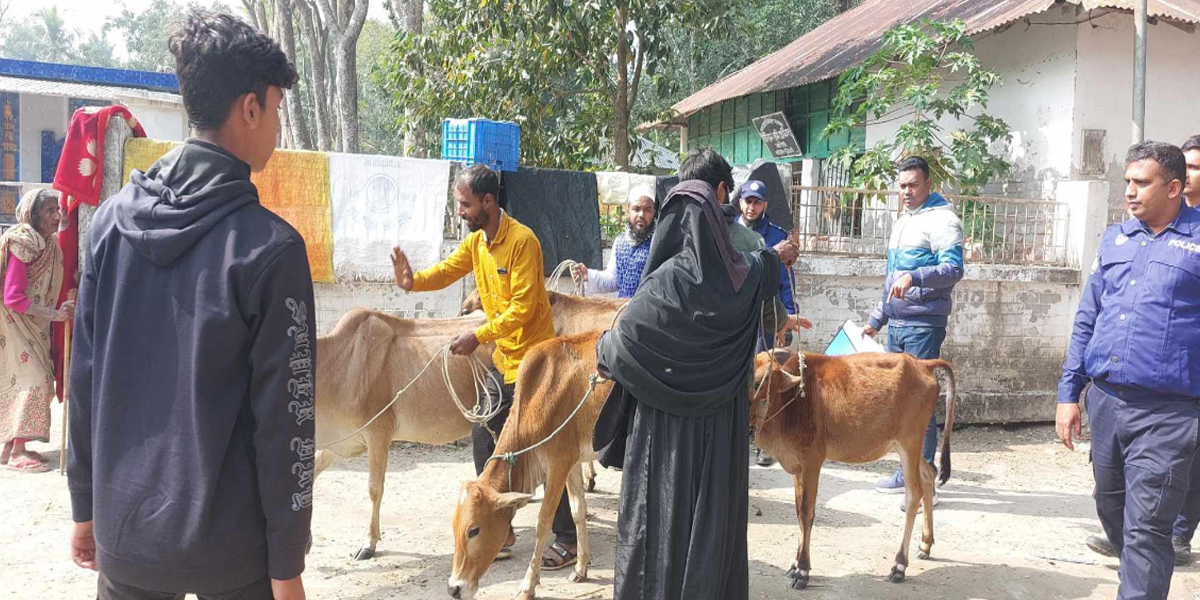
[0,189,73,473]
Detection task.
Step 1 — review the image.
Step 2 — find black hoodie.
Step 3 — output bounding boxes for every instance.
[67,139,316,594]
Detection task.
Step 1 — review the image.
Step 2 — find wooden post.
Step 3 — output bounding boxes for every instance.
[59,289,75,475]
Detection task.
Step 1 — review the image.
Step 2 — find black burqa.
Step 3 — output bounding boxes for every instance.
[592,180,781,600]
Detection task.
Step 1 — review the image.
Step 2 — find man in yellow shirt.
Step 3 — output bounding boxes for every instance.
[390,164,578,569]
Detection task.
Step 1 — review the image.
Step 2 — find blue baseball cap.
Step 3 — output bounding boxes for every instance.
[740,180,767,201]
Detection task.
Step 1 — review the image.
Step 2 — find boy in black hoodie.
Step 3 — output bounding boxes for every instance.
[67,10,313,600]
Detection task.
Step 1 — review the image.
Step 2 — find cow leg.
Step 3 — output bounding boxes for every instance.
[313,449,338,479]
[917,459,935,560]
[355,433,390,561]
[889,449,923,583]
[787,462,821,590]
[565,464,590,583]
[516,466,570,600]
[583,461,597,493]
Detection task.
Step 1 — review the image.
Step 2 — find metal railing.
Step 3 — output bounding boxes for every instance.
[1108,205,1129,227]
[599,203,625,247]
[790,185,1071,267]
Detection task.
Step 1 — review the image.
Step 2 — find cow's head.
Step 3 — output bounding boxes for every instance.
[458,290,484,317]
[448,480,532,599]
[751,350,804,428]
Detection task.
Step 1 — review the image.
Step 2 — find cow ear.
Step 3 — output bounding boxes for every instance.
[769,349,791,365]
[495,492,533,510]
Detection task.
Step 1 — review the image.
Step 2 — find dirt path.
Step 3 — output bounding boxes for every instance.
[4,403,1200,600]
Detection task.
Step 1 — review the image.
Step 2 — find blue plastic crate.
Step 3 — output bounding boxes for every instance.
[441,118,521,172]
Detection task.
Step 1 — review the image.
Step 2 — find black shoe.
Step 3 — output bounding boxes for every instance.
[1174,535,1191,566]
[1086,535,1117,558]
[755,448,775,467]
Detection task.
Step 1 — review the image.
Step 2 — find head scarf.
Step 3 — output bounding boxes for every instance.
[0,189,63,302]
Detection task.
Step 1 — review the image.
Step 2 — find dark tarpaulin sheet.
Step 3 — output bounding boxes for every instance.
[655,175,679,211]
[500,167,602,274]
[732,162,793,232]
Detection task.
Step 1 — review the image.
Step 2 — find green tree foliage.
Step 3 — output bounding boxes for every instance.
[0,7,79,64]
[379,0,734,171]
[824,19,1012,195]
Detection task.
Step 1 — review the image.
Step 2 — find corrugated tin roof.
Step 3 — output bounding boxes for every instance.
[0,75,182,104]
[665,0,1200,124]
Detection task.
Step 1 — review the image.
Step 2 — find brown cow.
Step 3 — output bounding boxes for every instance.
[447,331,612,600]
[314,309,493,560]
[751,349,957,589]
[460,288,625,492]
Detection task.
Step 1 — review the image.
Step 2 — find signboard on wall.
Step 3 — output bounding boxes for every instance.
[752,111,803,159]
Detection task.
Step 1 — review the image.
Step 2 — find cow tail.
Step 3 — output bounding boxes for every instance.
[926,360,956,487]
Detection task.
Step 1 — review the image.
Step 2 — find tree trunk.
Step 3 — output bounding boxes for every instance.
[334,42,359,153]
[276,0,313,149]
[612,6,631,171]
[318,0,369,153]
[298,0,333,151]
[400,0,425,157]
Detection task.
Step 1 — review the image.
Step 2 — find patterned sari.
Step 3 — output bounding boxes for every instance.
[0,191,65,444]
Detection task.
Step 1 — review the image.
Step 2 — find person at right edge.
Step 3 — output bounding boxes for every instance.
[1058,141,1200,600]
[67,10,313,600]
[1086,134,1200,565]
[592,147,799,600]
[863,156,964,506]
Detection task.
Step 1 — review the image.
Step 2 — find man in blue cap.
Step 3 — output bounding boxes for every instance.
[738,179,798,468]
[738,179,796,340]
[1058,141,1200,600]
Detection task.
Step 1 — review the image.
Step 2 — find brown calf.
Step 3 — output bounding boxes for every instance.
[448,331,612,600]
[752,349,957,589]
[460,289,624,492]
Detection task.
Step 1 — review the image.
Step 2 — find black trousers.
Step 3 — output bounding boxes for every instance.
[472,368,577,545]
[98,574,272,600]
[1088,384,1199,600]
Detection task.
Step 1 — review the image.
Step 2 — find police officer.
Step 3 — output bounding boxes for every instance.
[1057,141,1200,600]
[738,180,797,335]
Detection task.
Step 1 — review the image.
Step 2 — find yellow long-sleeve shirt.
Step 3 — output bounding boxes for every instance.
[412,212,555,383]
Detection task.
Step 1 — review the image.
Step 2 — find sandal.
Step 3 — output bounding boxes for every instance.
[6,454,50,473]
[541,540,578,571]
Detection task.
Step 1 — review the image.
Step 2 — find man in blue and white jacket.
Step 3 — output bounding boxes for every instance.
[862,156,964,497]
[571,185,655,298]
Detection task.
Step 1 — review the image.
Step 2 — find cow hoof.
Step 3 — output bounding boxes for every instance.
[887,568,906,584]
[353,546,375,561]
[790,574,809,590]
[585,477,596,493]
[786,563,798,578]
[917,549,930,560]
[568,570,588,583]
[513,592,535,600]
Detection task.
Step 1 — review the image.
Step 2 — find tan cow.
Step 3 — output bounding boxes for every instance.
[314,309,494,560]
[751,349,957,589]
[460,289,625,492]
[447,331,612,600]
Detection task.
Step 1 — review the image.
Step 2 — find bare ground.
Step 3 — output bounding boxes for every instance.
[5,403,1200,600]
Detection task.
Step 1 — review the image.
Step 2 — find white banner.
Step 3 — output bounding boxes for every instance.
[330,153,451,281]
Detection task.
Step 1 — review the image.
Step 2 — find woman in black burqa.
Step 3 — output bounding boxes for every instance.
[593,148,794,600]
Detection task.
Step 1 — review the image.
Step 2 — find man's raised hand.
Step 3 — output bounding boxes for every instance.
[391,246,414,291]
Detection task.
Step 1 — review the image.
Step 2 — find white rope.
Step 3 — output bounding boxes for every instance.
[546,259,585,296]
[317,343,503,449]
[485,373,605,489]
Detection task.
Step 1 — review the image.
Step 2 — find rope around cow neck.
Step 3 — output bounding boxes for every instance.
[484,372,605,492]
[317,343,504,450]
